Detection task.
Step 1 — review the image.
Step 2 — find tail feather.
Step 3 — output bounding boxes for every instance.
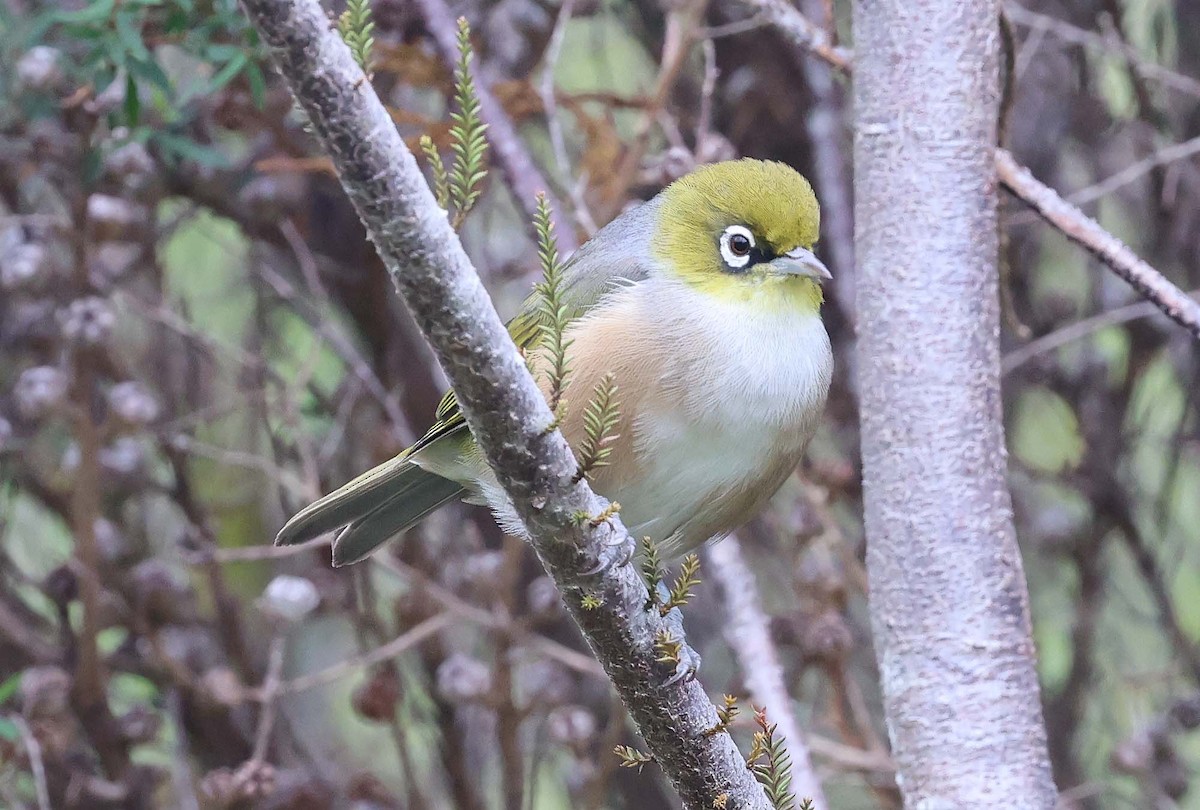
[275,454,459,547]
[331,473,465,566]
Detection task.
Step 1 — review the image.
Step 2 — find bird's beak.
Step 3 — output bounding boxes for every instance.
[769,247,832,282]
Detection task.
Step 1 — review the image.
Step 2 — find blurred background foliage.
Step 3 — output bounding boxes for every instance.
[0,0,1198,807]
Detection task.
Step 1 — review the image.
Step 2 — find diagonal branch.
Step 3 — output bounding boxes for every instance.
[708,535,826,808]
[237,1,769,806]
[997,149,1200,341]
[732,0,851,71]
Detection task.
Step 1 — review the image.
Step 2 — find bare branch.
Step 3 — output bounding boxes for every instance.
[707,536,826,808]
[10,714,51,810]
[237,1,770,805]
[1004,3,1200,100]
[1067,135,1200,206]
[1002,289,1200,375]
[731,0,851,71]
[256,613,453,698]
[997,149,1200,341]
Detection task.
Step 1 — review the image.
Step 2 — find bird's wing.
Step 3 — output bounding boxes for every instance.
[274,201,659,555]
[425,199,659,445]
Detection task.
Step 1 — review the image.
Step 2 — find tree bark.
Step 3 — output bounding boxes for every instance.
[853,1,1058,806]
[237,1,771,806]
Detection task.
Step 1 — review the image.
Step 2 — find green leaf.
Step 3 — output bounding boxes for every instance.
[52,0,116,25]
[151,132,229,167]
[0,717,17,742]
[244,61,266,108]
[123,72,140,125]
[202,43,243,61]
[126,55,172,93]
[0,672,21,705]
[208,52,248,93]
[115,10,150,60]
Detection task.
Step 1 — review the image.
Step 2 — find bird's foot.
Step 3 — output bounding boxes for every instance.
[656,580,701,685]
[578,530,637,577]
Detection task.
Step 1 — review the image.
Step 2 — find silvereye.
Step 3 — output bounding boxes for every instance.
[277,159,833,565]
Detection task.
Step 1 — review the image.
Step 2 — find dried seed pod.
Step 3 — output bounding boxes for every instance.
[15,46,63,94]
[351,665,402,723]
[258,575,321,623]
[108,381,160,428]
[59,296,115,347]
[14,365,67,420]
[435,653,492,704]
[1,242,49,291]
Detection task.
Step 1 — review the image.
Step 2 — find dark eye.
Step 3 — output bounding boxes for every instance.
[719,225,757,270]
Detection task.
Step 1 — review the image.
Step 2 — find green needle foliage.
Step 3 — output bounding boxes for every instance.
[448,16,488,228]
[574,372,620,482]
[613,745,655,772]
[661,553,701,616]
[706,694,740,737]
[747,707,798,810]
[415,17,488,228]
[419,135,450,210]
[640,536,666,604]
[337,0,375,75]
[653,628,682,666]
[533,192,572,411]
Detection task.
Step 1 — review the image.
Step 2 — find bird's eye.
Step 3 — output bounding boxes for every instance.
[719,225,756,270]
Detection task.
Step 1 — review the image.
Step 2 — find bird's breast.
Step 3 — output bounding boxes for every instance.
[559,278,832,551]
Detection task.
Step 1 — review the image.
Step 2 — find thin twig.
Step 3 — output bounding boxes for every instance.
[697,14,769,40]
[731,0,851,71]
[372,555,606,679]
[997,149,1200,341]
[1068,135,1200,206]
[251,635,286,761]
[1002,289,1200,375]
[254,256,413,443]
[797,0,855,325]
[596,0,707,220]
[540,0,596,236]
[1004,3,1200,100]
[10,714,51,810]
[251,613,453,698]
[807,733,895,773]
[734,0,1200,345]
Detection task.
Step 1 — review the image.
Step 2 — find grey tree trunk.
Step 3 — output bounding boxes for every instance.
[853,1,1058,806]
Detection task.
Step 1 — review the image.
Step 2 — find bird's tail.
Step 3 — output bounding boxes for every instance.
[274,451,465,567]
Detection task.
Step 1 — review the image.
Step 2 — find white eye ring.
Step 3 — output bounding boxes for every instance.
[719,225,755,269]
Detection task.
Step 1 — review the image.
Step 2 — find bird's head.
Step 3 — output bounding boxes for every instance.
[654,159,829,313]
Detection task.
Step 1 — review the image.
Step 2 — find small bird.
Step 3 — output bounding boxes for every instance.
[277,159,833,566]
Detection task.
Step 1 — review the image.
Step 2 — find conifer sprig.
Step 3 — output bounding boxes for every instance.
[661,554,702,616]
[337,0,375,75]
[614,745,655,771]
[419,135,450,210]
[448,16,488,228]
[747,707,798,810]
[532,192,572,410]
[574,373,620,483]
[640,536,667,607]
